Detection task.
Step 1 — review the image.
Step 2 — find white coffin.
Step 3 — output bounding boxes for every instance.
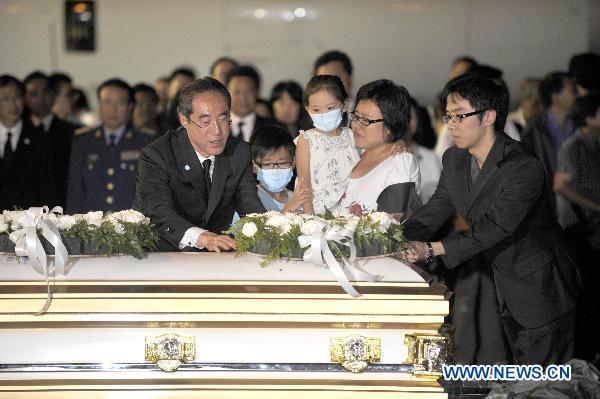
[0,252,449,398]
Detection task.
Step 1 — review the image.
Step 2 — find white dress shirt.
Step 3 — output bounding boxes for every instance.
[230,112,256,142]
[0,120,22,158]
[178,152,216,250]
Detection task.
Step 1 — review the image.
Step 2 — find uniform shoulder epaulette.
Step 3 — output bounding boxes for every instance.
[138,126,157,135]
[74,125,100,136]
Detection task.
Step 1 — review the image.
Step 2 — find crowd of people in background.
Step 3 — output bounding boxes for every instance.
[1,49,599,367]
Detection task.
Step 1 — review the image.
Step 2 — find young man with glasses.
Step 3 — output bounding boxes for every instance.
[401,73,580,366]
[135,77,266,252]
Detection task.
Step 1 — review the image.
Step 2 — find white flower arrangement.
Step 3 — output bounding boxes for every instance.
[0,209,157,258]
[227,210,405,267]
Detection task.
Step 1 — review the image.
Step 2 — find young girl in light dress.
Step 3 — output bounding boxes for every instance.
[295,75,360,214]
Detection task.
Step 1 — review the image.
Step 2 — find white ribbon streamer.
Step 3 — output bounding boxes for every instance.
[8,206,70,314]
[298,223,380,297]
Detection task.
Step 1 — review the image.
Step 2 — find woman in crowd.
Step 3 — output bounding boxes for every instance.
[270,80,312,138]
[337,79,421,216]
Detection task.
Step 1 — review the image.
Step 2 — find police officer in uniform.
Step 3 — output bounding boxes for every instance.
[67,78,154,213]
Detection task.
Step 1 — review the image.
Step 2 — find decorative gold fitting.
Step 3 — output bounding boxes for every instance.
[404,332,452,376]
[145,333,195,372]
[330,334,381,373]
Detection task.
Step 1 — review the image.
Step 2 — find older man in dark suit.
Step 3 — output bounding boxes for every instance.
[135,77,265,252]
[0,75,55,211]
[402,74,580,366]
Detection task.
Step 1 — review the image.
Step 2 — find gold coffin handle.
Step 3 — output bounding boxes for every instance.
[145,333,195,372]
[330,334,381,373]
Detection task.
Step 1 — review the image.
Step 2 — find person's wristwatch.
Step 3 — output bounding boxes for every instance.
[423,242,435,264]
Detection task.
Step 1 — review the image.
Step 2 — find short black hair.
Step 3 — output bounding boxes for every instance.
[572,94,600,128]
[539,72,571,108]
[70,88,89,110]
[0,74,24,96]
[471,64,503,81]
[169,67,196,82]
[224,65,261,91]
[355,79,411,142]
[48,72,72,95]
[132,83,159,103]
[569,52,600,94]
[441,73,509,131]
[177,76,231,119]
[23,71,49,87]
[250,124,296,162]
[452,56,478,68]
[313,50,353,76]
[209,57,239,75]
[270,80,303,105]
[97,78,134,104]
[304,75,348,106]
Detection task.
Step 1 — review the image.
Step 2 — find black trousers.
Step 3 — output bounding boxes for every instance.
[499,305,575,366]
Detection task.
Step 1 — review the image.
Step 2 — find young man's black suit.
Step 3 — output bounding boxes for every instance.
[404,133,580,365]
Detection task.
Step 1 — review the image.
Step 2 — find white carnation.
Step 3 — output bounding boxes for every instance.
[300,219,326,235]
[110,220,125,235]
[84,211,103,227]
[370,212,392,232]
[241,222,258,237]
[0,215,8,233]
[57,215,77,230]
[3,210,24,230]
[110,209,148,224]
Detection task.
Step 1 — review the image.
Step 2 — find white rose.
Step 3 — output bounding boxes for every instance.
[57,215,77,230]
[84,211,103,227]
[241,222,258,238]
[113,209,147,224]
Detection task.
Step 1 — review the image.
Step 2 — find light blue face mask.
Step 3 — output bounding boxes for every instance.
[257,167,294,193]
[310,108,343,132]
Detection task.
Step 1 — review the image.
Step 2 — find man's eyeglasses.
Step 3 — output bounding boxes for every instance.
[350,112,384,127]
[189,115,231,129]
[255,161,293,169]
[442,109,487,124]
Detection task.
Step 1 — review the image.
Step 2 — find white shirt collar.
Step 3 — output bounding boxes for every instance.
[41,114,54,132]
[103,124,127,145]
[194,152,215,179]
[0,119,23,153]
[230,112,256,142]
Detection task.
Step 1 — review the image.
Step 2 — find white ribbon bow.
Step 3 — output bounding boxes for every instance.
[8,206,70,314]
[298,222,380,297]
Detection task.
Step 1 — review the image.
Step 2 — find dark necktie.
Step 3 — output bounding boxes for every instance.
[109,134,117,147]
[202,159,212,200]
[3,132,13,163]
[237,122,244,139]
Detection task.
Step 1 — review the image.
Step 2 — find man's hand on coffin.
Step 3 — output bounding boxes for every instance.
[197,231,236,252]
[401,241,445,263]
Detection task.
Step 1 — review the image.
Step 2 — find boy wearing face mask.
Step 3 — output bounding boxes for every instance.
[250,125,311,213]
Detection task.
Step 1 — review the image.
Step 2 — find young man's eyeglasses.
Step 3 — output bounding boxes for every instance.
[255,161,293,169]
[350,112,384,127]
[442,109,487,124]
[189,115,231,129]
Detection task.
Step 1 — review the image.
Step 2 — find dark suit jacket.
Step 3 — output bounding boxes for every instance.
[0,118,55,211]
[520,113,564,212]
[403,133,580,328]
[134,127,266,251]
[46,115,79,208]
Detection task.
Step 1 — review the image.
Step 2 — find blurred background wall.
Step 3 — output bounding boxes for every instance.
[1,0,595,108]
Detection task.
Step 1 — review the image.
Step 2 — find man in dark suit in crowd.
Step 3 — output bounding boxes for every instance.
[135,77,265,252]
[67,78,154,213]
[24,71,80,208]
[402,73,580,366]
[0,75,55,211]
[225,66,272,143]
[157,67,196,135]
